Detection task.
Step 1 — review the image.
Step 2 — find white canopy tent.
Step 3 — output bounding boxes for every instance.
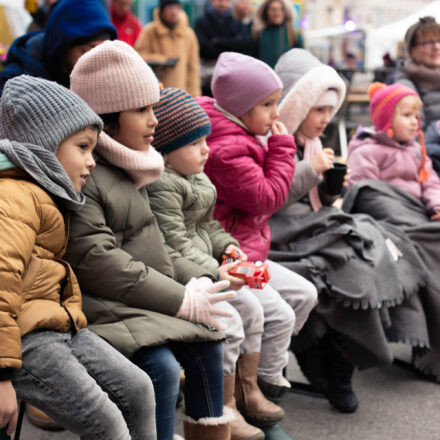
[365,1,440,69]
[0,0,31,46]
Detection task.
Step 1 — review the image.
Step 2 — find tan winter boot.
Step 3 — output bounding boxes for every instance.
[224,374,265,440]
[182,407,234,440]
[235,353,285,428]
[26,404,63,430]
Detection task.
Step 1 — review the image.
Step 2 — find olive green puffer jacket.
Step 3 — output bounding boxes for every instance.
[148,169,238,278]
[65,159,223,358]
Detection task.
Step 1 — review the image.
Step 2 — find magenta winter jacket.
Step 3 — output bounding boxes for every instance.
[347,129,440,213]
[197,96,296,261]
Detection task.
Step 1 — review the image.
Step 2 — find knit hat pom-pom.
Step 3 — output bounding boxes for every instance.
[368,82,386,100]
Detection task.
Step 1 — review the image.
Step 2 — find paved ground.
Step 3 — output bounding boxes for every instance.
[13,344,440,440]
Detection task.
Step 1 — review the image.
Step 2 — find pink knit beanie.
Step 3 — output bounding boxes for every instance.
[70,40,160,114]
[369,82,429,183]
[211,52,283,117]
[368,82,419,133]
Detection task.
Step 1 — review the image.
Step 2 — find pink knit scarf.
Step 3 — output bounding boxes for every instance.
[297,132,323,212]
[96,131,164,188]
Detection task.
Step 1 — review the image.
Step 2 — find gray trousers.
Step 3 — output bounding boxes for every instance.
[218,288,265,375]
[218,260,317,381]
[249,260,317,383]
[12,328,156,440]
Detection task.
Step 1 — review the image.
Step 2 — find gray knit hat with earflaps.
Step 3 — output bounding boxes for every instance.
[275,49,346,135]
[0,75,103,210]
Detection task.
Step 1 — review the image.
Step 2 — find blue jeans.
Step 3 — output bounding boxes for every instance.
[12,329,156,440]
[132,341,223,440]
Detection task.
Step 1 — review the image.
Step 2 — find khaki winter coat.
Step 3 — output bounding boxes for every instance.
[148,169,238,278]
[65,159,223,358]
[0,168,86,369]
[135,9,201,96]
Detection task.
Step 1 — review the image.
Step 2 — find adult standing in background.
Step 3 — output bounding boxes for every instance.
[26,0,58,32]
[110,0,142,46]
[135,0,201,96]
[394,16,440,130]
[0,0,116,95]
[194,0,251,94]
[252,0,303,68]
[232,0,253,26]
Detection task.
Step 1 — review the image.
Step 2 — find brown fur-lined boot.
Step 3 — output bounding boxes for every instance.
[235,353,285,428]
[224,374,264,440]
[182,407,234,440]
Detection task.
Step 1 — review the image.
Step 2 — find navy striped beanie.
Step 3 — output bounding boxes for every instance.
[153,88,211,155]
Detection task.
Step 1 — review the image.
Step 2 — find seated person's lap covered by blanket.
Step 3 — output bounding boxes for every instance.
[343,179,440,382]
[267,49,437,414]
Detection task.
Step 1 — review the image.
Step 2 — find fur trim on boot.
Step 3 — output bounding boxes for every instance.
[182,407,235,440]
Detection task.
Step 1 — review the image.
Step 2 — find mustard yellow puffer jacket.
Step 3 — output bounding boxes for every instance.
[0,169,86,369]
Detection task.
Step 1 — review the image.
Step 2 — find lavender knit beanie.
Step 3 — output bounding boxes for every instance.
[70,40,160,114]
[211,52,283,117]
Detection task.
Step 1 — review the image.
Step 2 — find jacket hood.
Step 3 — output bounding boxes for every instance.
[253,0,294,33]
[276,49,346,135]
[0,32,47,95]
[43,0,116,86]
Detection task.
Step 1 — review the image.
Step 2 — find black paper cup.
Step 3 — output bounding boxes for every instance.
[323,163,347,195]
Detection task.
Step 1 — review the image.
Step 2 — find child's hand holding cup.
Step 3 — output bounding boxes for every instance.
[323,161,347,195]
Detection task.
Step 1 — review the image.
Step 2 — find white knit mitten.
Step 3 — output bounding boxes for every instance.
[176,277,235,330]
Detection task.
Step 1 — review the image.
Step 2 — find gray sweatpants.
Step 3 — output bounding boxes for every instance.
[248,260,317,383]
[217,260,317,382]
[217,288,265,375]
[12,328,156,440]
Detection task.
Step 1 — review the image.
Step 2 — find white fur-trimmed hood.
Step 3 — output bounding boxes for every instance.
[276,50,346,135]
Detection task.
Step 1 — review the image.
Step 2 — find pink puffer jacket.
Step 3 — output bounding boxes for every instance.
[347,129,440,213]
[197,96,296,261]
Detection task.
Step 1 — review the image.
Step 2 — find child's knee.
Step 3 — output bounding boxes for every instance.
[242,294,265,333]
[221,302,245,344]
[305,282,318,308]
[126,365,155,398]
[276,300,296,330]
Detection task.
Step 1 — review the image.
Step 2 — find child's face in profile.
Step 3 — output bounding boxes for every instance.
[112,105,158,151]
[392,96,421,143]
[165,136,209,176]
[298,106,333,139]
[56,126,97,193]
[240,89,282,136]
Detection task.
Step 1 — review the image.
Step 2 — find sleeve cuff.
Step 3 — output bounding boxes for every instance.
[0,368,14,381]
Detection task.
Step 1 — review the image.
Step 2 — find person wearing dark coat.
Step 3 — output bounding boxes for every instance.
[194,0,251,61]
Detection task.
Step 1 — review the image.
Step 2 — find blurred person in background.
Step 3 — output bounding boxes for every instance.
[0,0,116,95]
[194,0,251,94]
[135,0,201,96]
[394,16,440,178]
[110,0,142,46]
[394,16,440,131]
[252,0,303,68]
[233,0,253,26]
[26,0,58,32]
